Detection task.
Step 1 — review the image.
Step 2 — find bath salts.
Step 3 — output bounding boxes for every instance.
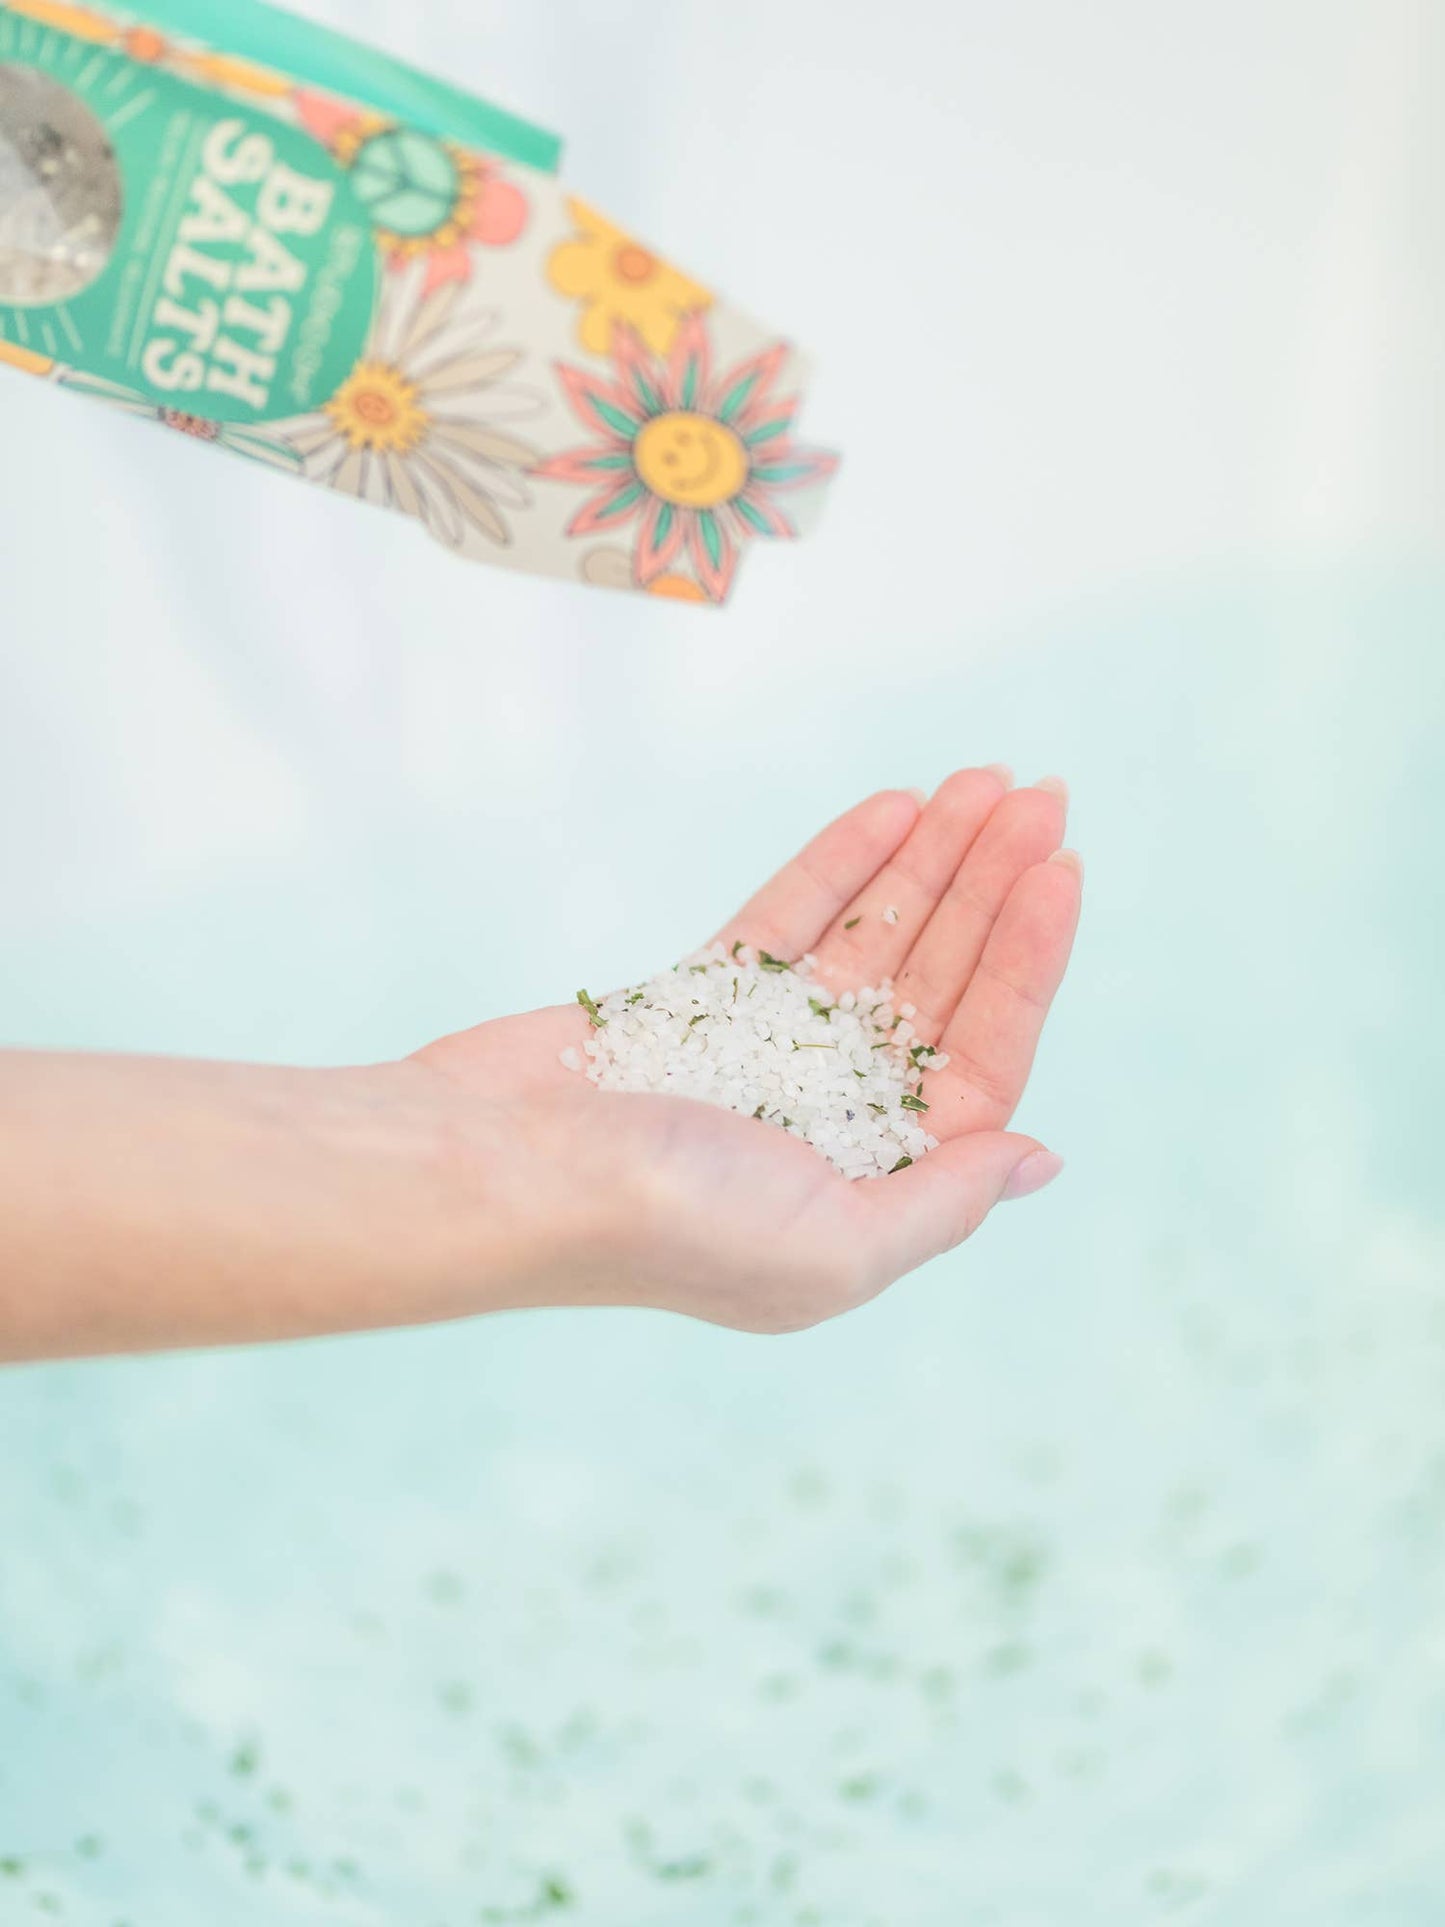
[0,65,122,305]
[564,944,945,1180]
[0,0,837,602]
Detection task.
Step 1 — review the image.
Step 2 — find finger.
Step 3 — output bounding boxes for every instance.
[810,766,1012,988]
[923,850,1083,1140]
[892,781,1069,1043]
[712,789,922,962]
[847,1130,1063,1285]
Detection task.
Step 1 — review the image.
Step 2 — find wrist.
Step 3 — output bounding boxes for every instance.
[392,1058,623,1323]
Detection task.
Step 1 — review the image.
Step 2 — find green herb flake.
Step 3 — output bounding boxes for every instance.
[731,940,744,958]
[808,998,834,1020]
[757,949,791,972]
[625,991,644,1006]
[843,916,861,930]
[576,988,607,1028]
[656,1856,710,1882]
[900,1093,929,1113]
[890,1156,913,1173]
[688,1013,706,1027]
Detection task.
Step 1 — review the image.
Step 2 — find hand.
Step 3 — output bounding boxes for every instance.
[413,768,1081,1334]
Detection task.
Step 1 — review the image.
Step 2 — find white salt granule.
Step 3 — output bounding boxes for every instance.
[882,905,900,924]
[564,944,943,1180]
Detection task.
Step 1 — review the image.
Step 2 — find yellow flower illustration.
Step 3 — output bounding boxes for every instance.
[4,1,113,40]
[3,6,289,94]
[0,339,56,379]
[547,198,712,359]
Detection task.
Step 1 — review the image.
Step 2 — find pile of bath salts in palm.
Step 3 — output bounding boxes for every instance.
[561,942,945,1180]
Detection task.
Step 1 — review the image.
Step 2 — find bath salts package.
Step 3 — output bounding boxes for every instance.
[0,0,838,601]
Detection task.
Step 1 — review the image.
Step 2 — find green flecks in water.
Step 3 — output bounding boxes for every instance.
[919,1664,956,1702]
[229,1741,260,1778]
[738,1584,788,1617]
[758,1673,799,1702]
[425,1569,466,1607]
[789,1466,829,1509]
[499,1725,542,1767]
[438,1680,475,1716]
[1137,1649,1174,1688]
[479,1873,576,1920]
[837,1773,879,1802]
[981,1640,1032,1677]
[1146,1867,1212,1908]
[770,1851,799,1891]
[654,1856,710,1881]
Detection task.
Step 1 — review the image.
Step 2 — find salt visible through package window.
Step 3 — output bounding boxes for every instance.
[0,64,120,305]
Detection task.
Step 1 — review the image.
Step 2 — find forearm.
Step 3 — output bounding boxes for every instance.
[0,1051,543,1363]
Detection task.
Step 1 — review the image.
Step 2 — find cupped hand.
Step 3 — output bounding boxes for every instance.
[412,769,1081,1333]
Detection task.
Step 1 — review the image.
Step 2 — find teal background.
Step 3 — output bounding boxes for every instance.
[1,1,1443,1922]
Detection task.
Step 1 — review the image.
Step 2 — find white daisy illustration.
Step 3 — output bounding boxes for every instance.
[279,263,543,549]
[57,368,300,470]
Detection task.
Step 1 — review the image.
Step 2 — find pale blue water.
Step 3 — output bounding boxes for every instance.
[2,1,1443,1921]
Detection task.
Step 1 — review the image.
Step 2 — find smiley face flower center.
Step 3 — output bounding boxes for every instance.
[326,361,427,454]
[632,410,747,509]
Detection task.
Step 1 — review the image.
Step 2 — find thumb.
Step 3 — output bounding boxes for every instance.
[852,1132,1064,1284]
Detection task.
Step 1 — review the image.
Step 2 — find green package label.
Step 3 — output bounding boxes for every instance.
[1,29,376,420]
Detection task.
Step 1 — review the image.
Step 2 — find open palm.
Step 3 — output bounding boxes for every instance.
[415,769,1081,1332]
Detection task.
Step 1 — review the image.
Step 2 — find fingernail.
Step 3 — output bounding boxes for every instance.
[1048,847,1084,878]
[1001,1149,1064,1201]
[905,786,929,807]
[984,762,1014,788]
[1034,775,1069,804]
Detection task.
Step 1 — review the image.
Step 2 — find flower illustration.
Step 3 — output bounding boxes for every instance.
[0,339,57,380]
[5,3,290,95]
[581,546,709,604]
[279,265,542,549]
[126,30,291,99]
[548,198,712,358]
[534,312,838,601]
[296,92,527,295]
[57,369,301,468]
